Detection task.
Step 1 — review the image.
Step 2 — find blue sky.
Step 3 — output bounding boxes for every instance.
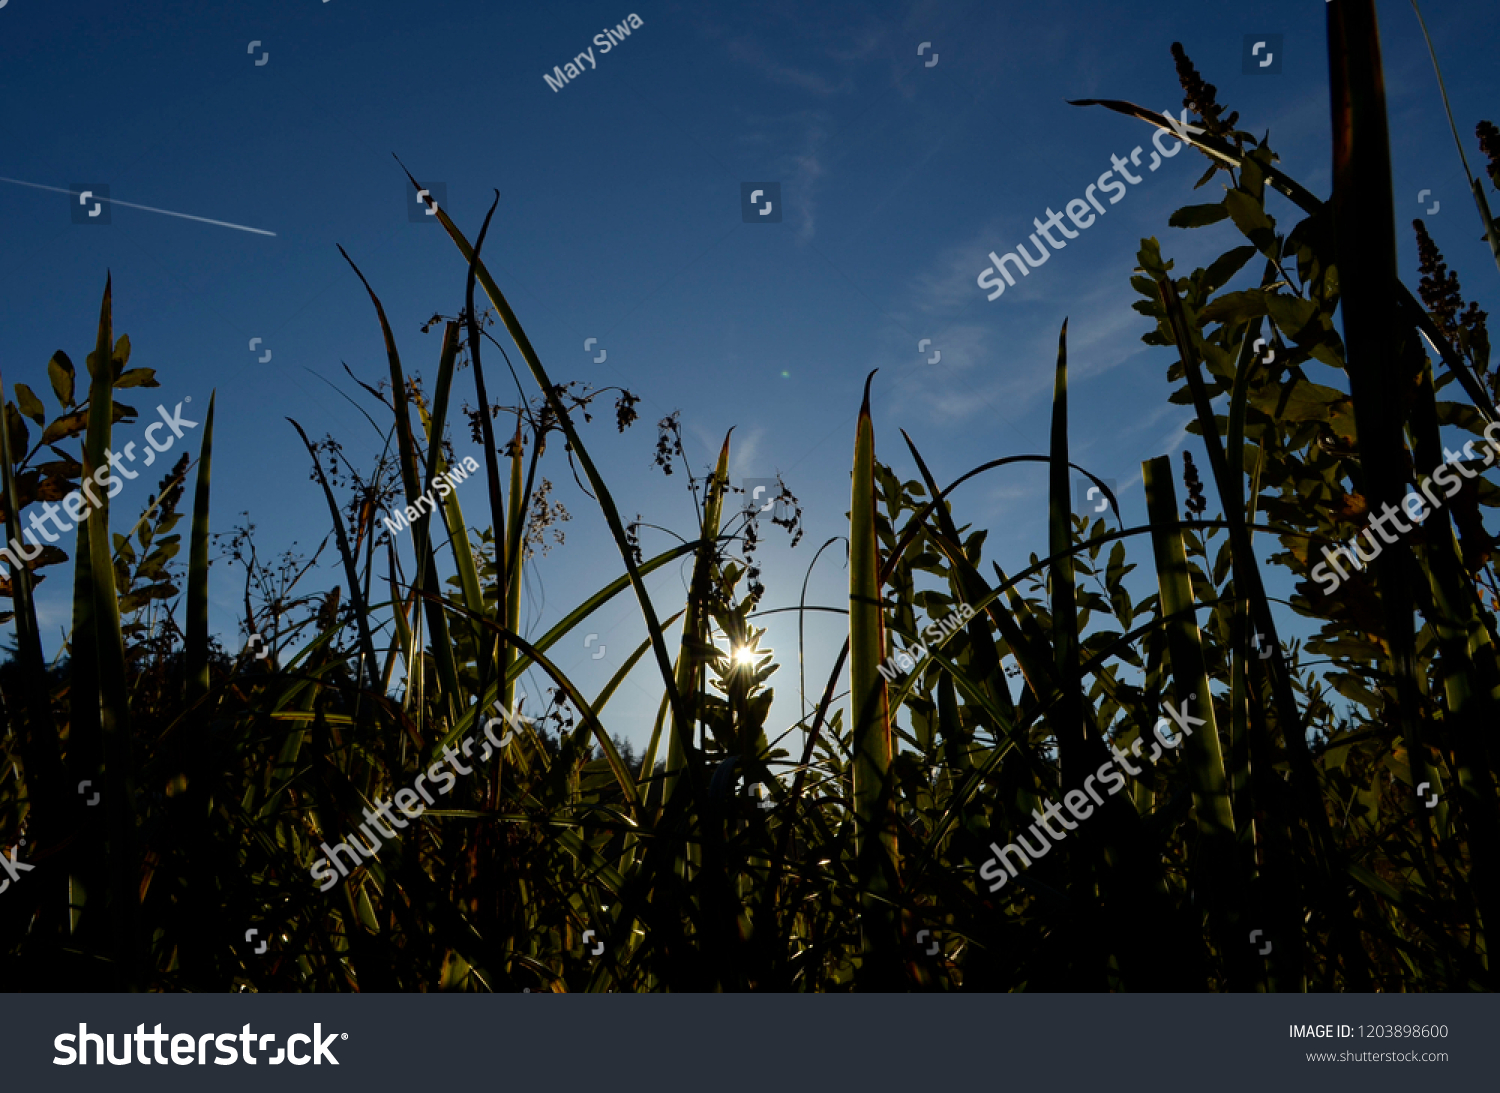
[1,0,1495,750]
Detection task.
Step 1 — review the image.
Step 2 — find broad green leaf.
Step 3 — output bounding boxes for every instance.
[42,408,90,445]
[1263,291,1324,346]
[1200,289,1268,327]
[113,368,159,389]
[14,383,45,424]
[1223,189,1278,258]
[1169,203,1229,228]
[1200,245,1259,296]
[48,351,75,407]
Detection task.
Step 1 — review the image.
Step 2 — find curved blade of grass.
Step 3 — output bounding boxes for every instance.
[595,610,684,715]
[883,454,1121,587]
[185,391,215,701]
[385,538,414,680]
[502,417,525,718]
[458,199,515,726]
[401,167,692,752]
[420,595,643,817]
[338,247,461,722]
[287,418,382,693]
[900,430,1016,727]
[440,539,707,744]
[1408,0,1500,274]
[605,611,685,876]
[418,322,485,642]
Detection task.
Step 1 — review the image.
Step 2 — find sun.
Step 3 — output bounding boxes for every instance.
[731,645,758,667]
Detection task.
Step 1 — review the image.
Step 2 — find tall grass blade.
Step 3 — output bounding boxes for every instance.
[339,248,462,722]
[287,419,382,693]
[1141,456,1244,984]
[848,370,899,987]
[1046,321,1090,784]
[81,275,141,989]
[1328,0,1439,843]
[186,392,215,701]
[460,199,510,710]
[1407,0,1500,274]
[664,430,732,807]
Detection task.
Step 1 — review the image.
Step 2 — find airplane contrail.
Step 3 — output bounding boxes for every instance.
[0,176,277,236]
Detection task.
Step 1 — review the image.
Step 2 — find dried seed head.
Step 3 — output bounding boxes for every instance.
[615,390,640,432]
[1477,120,1500,190]
[1414,219,1465,339]
[1413,219,1489,373]
[653,412,683,475]
[1182,450,1207,517]
[1171,42,1239,139]
[156,452,191,515]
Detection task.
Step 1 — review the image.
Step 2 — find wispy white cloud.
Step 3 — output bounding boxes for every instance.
[725,36,854,98]
[790,125,828,242]
[730,107,832,241]
[728,425,766,479]
[826,24,886,64]
[867,225,1170,441]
